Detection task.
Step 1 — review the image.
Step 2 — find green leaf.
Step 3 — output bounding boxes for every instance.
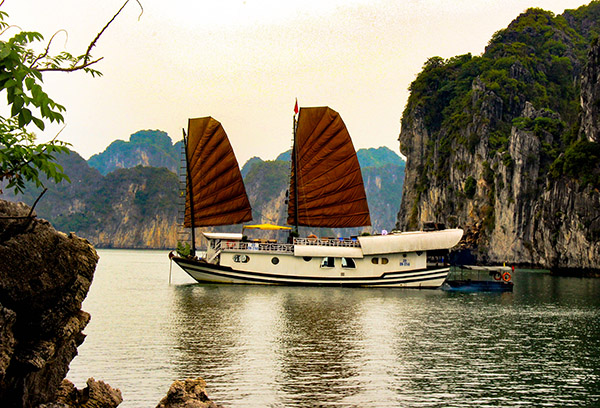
[0,43,11,60]
[32,116,45,130]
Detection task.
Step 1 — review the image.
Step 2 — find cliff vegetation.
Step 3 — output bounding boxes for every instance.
[398,2,600,272]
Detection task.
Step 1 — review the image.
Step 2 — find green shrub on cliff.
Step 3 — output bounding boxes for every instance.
[464,176,476,199]
[551,140,600,188]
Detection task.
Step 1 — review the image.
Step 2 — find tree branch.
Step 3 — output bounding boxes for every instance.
[29,29,68,69]
[38,57,104,73]
[84,0,144,64]
[34,0,143,73]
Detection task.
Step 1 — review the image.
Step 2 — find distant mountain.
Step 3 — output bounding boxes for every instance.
[270,146,402,168]
[241,146,405,233]
[241,156,264,179]
[276,150,291,162]
[2,142,405,248]
[357,147,404,167]
[88,130,182,175]
[1,150,179,248]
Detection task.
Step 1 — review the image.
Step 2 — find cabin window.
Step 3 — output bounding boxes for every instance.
[371,258,379,265]
[381,258,389,265]
[303,256,312,262]
[320,257,335,268]
[342,258,356,268]
[271,257,279,265]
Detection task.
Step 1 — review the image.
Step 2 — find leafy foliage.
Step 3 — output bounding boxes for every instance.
[0,8,102,194]
[0,2,132,194]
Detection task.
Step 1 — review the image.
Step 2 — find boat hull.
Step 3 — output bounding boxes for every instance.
[172,256,449,288]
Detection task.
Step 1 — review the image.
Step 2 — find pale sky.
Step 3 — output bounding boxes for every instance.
[2,0,590,165]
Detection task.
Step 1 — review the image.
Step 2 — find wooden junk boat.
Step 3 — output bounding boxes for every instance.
[171,106,463,288]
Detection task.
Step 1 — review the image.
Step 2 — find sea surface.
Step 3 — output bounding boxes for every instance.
[67,249,600,407]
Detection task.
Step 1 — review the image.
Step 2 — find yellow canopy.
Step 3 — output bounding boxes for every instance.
[243,224,292,230]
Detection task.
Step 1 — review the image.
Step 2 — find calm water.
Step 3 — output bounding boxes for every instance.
[67,249,600,407]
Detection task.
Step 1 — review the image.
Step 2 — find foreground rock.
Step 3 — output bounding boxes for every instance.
[0,199,100,407]
[37,378,122,408]
[156,378,224,408]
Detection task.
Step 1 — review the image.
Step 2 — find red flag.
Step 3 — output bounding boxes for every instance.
[294,99,298,114]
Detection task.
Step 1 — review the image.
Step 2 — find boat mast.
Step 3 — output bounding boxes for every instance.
[182,128,196,256]
[292,106,299,235]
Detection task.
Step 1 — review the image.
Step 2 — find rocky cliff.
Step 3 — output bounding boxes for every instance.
[0,199,117,407]
[397,4,600,272]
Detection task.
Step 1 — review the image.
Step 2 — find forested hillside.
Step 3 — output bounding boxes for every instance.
[398,2,600,272]
[2,144,404,248]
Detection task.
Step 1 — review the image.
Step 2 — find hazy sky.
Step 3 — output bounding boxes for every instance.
[2,0,589,165]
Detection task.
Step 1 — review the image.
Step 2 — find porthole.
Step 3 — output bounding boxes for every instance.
[233,255,240,263]
[303,256,312,262]
[271,257,279,265]
[371,258,379,264]
[381,258,389,265]
[240,255,250,263]
[402,253,407,258]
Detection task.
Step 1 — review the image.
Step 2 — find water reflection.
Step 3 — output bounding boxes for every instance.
[70,253,600,408]
[168,273,600,407]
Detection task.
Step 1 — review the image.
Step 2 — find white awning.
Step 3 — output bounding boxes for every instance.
[357,229,463,255]
[202,232,244,241]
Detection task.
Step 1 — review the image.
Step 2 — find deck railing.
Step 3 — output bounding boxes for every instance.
[219,237,362,254]
[294,237,361,247]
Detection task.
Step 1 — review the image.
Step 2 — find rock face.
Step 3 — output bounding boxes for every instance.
[0,200,99,407]
[397,6,600,272]
[156,378,223,408]
[580,38,600,143]
[49,378,123,408]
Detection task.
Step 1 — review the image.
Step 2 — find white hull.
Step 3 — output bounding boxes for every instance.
[172,229,463,289]
[173,255,449,288]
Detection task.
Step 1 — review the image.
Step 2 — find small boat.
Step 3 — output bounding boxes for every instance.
[442,265,514,292]
[171,106,463,288]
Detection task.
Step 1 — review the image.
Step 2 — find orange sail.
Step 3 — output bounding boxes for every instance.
[287,107,371,228]
[184,117,252,227]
